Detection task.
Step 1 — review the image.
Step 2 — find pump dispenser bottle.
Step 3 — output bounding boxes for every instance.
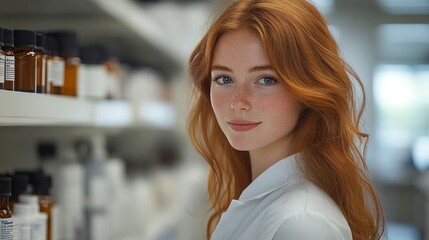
[14,29,37,92]
[0,177,14,240]
[48,31,80,96]
[2,29,14,91]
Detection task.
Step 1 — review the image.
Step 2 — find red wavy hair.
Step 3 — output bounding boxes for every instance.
[187,0,385,239]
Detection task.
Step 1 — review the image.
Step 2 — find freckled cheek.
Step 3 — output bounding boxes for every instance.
[258,93,300,119]
[254,92,283,111]
[210,90,231,116]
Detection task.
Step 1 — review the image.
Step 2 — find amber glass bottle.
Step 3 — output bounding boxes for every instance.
[0,177,13,240]
[14,29,36,93]
[0,27,5,89]
[45,37,64,95]
[33,174,54,240]
[35,32,46,93]
[2,29,14,91]
[48,31,80,96]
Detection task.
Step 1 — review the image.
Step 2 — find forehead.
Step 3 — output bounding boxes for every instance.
[212,28,271,68]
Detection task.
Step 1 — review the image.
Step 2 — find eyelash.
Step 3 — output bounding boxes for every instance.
[258,76,278,85]
[212,76,233,85]
[212,75,279,85]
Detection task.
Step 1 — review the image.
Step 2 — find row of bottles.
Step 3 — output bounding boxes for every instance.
[0,27,124,100]
[0,27,78,95]
[0,172,55,240]
[0,126,201,240]
[39,136,133,240]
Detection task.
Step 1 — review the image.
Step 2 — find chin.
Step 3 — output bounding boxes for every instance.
[227,139,257,152]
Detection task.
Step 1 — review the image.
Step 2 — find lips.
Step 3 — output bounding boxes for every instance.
[228,120,261,132]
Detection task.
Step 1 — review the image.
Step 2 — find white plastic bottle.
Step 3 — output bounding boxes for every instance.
[18,194,47,240]
[84,136,109,240]
[12,203,33,240]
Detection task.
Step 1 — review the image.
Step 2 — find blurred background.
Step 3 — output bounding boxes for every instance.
[0,0,428,239]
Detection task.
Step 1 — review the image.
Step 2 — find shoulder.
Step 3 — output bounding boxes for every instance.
[267,180,344,219]
[268,180,352,240]
[272,212,350,240]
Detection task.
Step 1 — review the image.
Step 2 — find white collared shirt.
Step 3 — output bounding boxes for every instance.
[211,154,352,240]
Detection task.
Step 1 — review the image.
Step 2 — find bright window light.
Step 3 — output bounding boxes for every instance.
[311,0,335,15]
[374,65,415,109]
[412,136,429,171]
[377,0,429,14]
[378,24,429,44]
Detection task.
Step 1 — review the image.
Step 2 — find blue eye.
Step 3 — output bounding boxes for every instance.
[258,77,278,85]
[215,76,233,85]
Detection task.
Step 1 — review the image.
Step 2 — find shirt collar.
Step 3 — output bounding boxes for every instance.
[239,153,301,202]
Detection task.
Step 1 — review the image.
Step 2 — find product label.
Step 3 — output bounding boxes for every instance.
[0,218,14,240]
[0,54,5,83]
[48,59,65,87]
[31,216,47,240]
[13,218,31,240]
[5,56,14,82]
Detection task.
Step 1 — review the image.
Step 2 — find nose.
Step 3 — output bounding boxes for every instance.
[230,85,251,111]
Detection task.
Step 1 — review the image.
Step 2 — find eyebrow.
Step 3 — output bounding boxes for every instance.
[211,65,274,73]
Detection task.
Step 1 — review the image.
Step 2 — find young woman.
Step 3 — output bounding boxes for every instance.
[187,0,385,239]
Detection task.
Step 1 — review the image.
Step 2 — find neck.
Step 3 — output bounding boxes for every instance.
[249,143,295,181]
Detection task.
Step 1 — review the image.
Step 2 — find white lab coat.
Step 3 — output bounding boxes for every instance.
[211,154,352,240]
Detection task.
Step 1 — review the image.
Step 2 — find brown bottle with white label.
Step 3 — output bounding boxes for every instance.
[2,29,15,91]
[48,31,80,96]
[0,177,13,240]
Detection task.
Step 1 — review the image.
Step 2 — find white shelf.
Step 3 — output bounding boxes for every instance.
[0,90,131,126]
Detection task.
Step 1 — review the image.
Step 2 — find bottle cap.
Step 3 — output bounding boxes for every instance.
[15,169,36,186]
[11,174,29,195]
[0,177,12,195]
[33,174,52,195]
[45,36,59,56]
[0,27,4,47]
[14,29,36,49]
[3,28,14,48]
[98,42,121,62]
[47,31,79,58]
[80,46,102,65]
[13,203,33,216]
[36,32,46,52]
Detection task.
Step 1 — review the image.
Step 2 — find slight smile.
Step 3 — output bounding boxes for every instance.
[228,120,261,132]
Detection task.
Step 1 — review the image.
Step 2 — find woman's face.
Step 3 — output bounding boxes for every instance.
[210,28,301,156]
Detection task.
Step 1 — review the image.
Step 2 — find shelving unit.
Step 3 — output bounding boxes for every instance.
[0,1,202,239]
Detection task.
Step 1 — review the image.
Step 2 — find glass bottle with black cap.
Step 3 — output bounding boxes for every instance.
[48,31,80,96]
[2,28,14,91]
[14,29,36,93]
[0,177,13,240]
